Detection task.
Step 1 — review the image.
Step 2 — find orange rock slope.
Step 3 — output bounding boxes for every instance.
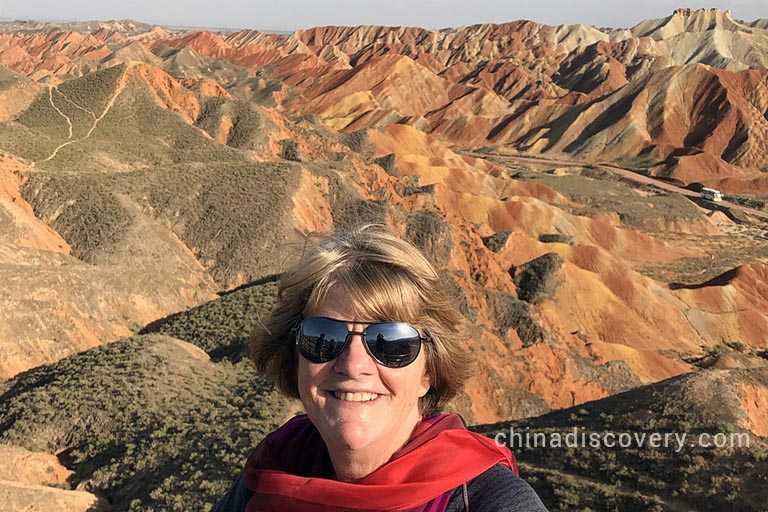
[358,125,768,421]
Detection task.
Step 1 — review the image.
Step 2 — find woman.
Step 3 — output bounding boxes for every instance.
[213,225,548,511]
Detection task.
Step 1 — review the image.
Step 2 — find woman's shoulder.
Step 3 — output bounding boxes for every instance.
[446,464,549,512]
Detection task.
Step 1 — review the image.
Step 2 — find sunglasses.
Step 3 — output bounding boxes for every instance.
[295,316,430,368]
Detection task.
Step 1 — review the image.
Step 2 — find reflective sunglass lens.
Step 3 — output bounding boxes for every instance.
[297,318,349,363]
[365,323,421,368]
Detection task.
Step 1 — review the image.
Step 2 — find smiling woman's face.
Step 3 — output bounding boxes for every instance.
[297,286,431,461]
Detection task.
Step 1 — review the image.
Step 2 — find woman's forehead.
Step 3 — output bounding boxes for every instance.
[311,286,363,320]
[306,283,420,324]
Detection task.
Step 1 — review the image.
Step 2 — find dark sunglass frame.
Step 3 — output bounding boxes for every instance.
[295,316,431,368]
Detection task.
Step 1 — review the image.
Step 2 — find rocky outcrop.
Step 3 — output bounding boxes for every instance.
[0,445,72,486]
[0,445,110,512]
[674,263,768,347]
[0,481,110,512]
[510,252,565,304]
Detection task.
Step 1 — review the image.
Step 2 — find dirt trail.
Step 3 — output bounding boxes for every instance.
[34,68,128,166]
[47,86,73,140]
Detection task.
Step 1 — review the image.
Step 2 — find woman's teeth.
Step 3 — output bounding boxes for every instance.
[333,391,379,402]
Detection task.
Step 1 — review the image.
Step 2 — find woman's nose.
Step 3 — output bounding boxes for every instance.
[333,331,376,376]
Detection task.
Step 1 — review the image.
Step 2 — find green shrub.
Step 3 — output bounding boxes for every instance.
[226,103,264,149]
[340,130,370,153]
[22,160,300,286]
[280,139,301,161]
[373,153,396,174]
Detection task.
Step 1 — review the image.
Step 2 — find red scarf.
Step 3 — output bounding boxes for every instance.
[244,413,517,512]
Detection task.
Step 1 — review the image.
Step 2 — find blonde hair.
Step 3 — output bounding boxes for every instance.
[250,225,474,415]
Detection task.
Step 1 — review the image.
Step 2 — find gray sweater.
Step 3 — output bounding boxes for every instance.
[211,464,549,511]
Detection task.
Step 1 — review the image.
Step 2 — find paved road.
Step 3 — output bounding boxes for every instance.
[467,151,768,222]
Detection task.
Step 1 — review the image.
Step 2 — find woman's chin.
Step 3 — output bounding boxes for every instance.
[328,422,378,451]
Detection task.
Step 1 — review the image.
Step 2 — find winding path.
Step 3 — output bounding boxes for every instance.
[34,69,127,166]
[47,86,73,140]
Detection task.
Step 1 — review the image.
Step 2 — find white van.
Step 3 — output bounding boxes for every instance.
[700,188,723,202]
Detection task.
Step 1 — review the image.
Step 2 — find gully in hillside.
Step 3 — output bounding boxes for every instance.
[212,225,548,512]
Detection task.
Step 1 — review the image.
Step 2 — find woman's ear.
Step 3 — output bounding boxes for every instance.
[418,370,431,398]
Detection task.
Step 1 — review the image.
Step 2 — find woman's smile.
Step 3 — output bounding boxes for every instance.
[330,391,381,402]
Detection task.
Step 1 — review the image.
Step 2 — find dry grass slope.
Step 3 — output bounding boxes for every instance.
[21,161,301,286]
